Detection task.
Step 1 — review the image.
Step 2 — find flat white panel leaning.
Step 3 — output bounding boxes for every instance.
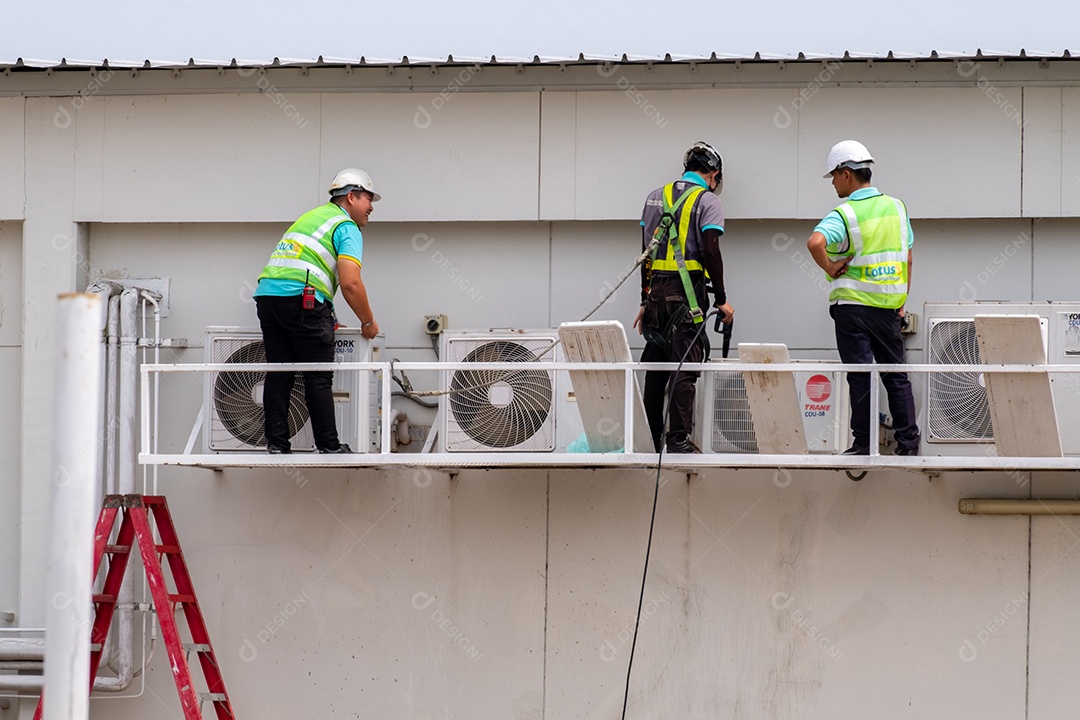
[736,343,808,455]
[975,315,1062,457]
[557,320,652,453]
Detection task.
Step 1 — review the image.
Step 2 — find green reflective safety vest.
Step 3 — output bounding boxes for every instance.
[828,194,910,309]
[258,204,354,299]
[650,183,705,273]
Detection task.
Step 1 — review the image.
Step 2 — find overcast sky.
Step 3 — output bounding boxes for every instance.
[2,0,1076,64]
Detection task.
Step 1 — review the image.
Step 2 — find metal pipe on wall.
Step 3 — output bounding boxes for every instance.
[43,293,103,720]
[959,498,1080,515]
[88,288,140,693]
[105,294,121,494]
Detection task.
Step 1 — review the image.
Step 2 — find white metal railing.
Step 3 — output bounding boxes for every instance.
[139,360,1080,471]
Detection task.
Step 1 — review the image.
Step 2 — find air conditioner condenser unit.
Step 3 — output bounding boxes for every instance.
[440,330,580,452]
[922,302,1080,454]
[697,362,846,454]
[203,326,374,452]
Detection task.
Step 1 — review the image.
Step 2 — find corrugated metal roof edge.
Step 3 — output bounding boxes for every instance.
[0,49,1075,70]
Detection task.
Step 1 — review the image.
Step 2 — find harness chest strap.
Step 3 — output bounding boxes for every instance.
[650,184,706,323]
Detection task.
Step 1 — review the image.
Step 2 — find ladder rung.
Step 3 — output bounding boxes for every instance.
[183,643,211,653]
[92,594,117,604]
[199,692,227,702]
[105,544,131,553]
[155,544,180,554]
[168,594,196,604]
[89,643,103,652]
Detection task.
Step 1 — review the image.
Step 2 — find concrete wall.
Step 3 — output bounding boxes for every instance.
[1,62,1079,717]
[0,221,21,626]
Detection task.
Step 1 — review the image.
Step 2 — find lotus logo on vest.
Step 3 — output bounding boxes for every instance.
[865,264,899,279]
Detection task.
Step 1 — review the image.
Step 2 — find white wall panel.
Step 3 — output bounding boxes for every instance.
[545,469,686,720]
[544,470,1029,719]
[92,94,322,222]
[798,88,1023,219]
[1063,88,1080,216]
[0,221,21,347]
[676,471,1027,718]
[0,97,24,220]
[1023,87,1063,217]
[1028,472,1080,720]
[568,89,800,221]
[73,98,106,222]
[361,222,552,338]
[539,92,578,220]
[1032,218,1080,302]
[320,92,540,222]
[549,220,644,339]
[0,346,20,623]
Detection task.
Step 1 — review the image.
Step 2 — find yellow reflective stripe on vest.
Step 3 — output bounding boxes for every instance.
[651,184,704,272]
[283,231,336,269]
[264,258,334,291]
[892,197,909,249]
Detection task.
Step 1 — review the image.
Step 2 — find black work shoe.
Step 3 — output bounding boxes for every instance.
[840,445,869,456]
[319,443,353,454]
[896,446,920,457]
[267,445,291,454]
[665,435,701,454]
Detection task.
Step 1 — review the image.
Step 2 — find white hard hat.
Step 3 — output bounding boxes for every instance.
[683,141,723,174]
[329,168,381,201]
[823,140,874,178]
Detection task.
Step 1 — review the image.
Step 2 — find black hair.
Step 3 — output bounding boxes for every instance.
[852,167,872,183]
[685,156,720,176]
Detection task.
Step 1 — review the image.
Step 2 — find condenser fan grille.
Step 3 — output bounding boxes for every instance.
[710,372,759,453]
[447,340,554,450]
[927,320,993,440]
[211,340,311,449]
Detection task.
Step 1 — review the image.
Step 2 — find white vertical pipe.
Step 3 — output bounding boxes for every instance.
[869,368,880,456]
[381,366,393,453]
[105,295,120,493]
[141,292,161,495]
[43,293,103,720]
[118,288,138,496]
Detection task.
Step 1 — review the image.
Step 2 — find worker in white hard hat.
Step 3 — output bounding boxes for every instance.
[807,141,920,457]
[633,141,734,454]
[252,168,382,454]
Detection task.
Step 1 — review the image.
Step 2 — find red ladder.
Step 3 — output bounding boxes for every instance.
[35,494,235,720]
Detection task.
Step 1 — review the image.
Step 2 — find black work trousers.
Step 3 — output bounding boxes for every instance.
[255,295,340,452]
[641,275,709,451]
[830,303,920,452]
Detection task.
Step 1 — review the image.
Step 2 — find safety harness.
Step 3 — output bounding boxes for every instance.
[647,183,706,324]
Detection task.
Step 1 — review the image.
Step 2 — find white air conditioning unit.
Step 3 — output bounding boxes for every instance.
[698,362,846,453]
[923,302,1080,454]
[441,330,579,452]
[203,327,374,452]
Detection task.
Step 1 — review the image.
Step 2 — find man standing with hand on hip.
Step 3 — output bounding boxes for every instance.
[807,141,920,457]
[253,168,382,455]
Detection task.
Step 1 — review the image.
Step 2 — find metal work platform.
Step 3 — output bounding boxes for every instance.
[140,316,1080,475]
[140,451,1080,474]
